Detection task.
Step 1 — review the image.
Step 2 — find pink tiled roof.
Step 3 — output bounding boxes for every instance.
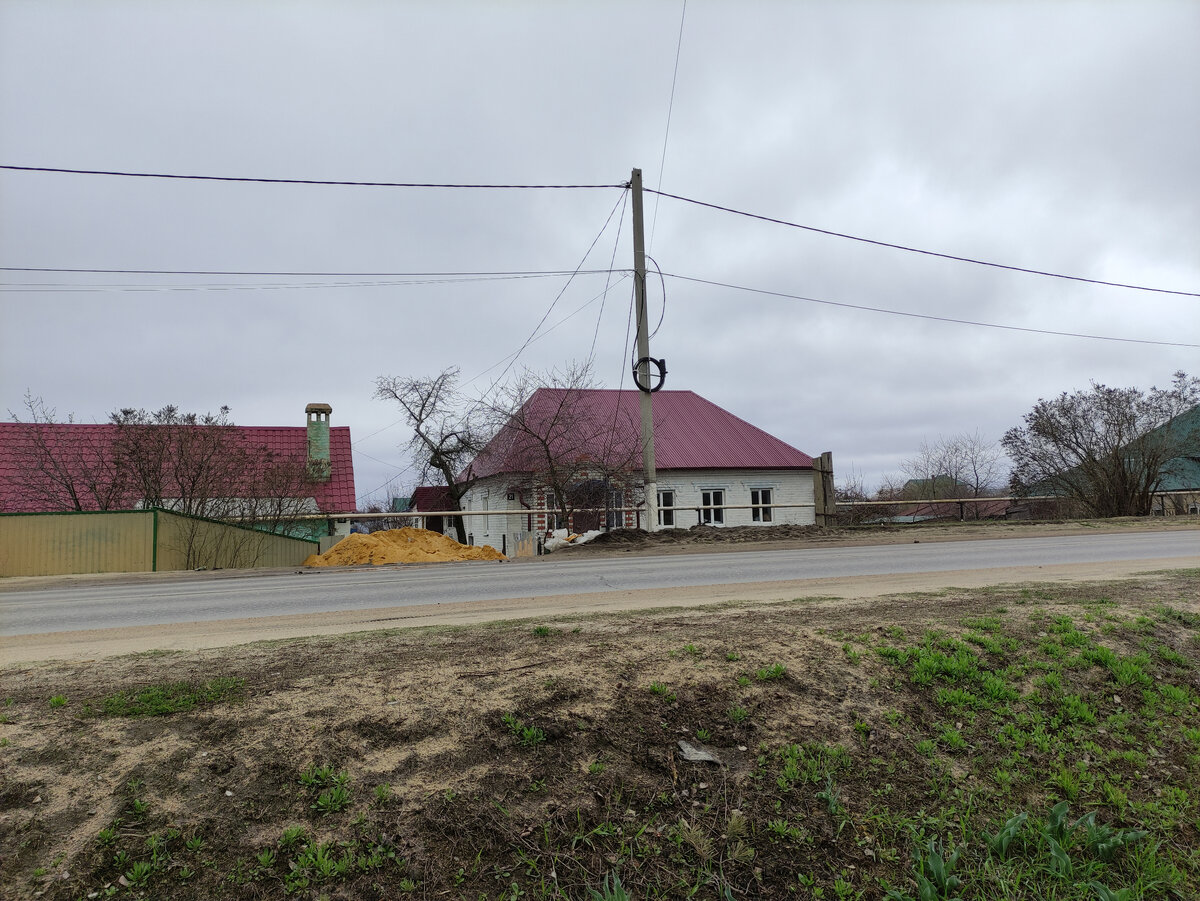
[0,422,356,513]
[469,389,813,480]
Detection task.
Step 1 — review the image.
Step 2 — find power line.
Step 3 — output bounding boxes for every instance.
[662,272,1200,348]
[648,189,1200,298]
[588,189,629,362]
[359,272,634,453]
[469,274,633,385]
[649,0,687,252]
[0,164,626,190]
[0,266,619,277]
[476,190,630,395]
[10,164,1193,296]
[0,272,623,294]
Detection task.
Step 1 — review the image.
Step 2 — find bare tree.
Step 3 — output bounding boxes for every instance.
[833,470,875,525]
[373,368,490,544]
[9,398,320,566]
[901,431,1004,517]
[1003,371,1199,517]
[8,394,128,511]
[110,406,319,566]
[484,361,642,531]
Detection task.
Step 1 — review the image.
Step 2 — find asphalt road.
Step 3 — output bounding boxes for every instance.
[3,531,1197,637]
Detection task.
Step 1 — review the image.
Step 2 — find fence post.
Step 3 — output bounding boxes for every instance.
[813,451,836,526]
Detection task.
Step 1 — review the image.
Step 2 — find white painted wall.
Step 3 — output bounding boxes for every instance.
[655,468,815,529]
[455,468,816,550]
[459,476,530,549]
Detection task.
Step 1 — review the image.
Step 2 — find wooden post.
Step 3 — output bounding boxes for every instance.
[813,451,835,526]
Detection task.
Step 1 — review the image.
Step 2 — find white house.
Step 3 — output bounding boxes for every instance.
[412,388,830,554]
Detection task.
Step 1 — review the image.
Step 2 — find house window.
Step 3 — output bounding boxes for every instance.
[658,490,675,527]
[751,488,773,522]
[606,489,623,530]
[701,489,724,525]
[543,492,561,531]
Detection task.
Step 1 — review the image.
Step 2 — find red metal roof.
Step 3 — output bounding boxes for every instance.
[0,422,356,513]
[469,389,813,479]
[408,485,452,511]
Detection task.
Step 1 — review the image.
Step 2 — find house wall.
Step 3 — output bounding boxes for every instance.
[453,467,816,552]
[656,468,815,529]
[457,474,638,553]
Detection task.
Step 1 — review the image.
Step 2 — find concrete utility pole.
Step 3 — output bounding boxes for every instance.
[631,168,659,531]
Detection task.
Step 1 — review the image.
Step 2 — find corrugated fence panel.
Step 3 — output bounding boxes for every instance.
[154,511,318,571]
[0,511,154,577]
[0,510,317,577]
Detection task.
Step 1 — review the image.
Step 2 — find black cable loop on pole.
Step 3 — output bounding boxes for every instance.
[632,357,667,393]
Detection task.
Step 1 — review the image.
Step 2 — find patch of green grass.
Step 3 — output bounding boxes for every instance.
[123,859,155,888]
[48,695,68,708]
[98,676,244,716]
[647,682,677,703]
[313,785,352,815]
[728,705,748,724]
[501,712,546,747]
[756,662,787,681]
[279,825,307,849]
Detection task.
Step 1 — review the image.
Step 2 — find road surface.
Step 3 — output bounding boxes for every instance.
[2,530,1197,664]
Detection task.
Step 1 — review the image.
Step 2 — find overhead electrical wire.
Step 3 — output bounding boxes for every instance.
[588,188,629,362]
[0,164,624,190]
[649,0,687,252]
[5,164,1194,296]
[474,190,629,395]
[355,271,634,458]
[349,193,633,490]
[645,255,668,340]
[0,271,621,294]
[468,273,633,386]
[0,266,617,278]
[647,189,1200,298]
[662,272,1200,348]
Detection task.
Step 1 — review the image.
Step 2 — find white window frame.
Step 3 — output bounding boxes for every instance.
[543,491,562,531]
[606,488,623,530]
[751,487,774,523]
[701,489,725,525]
[658,489,675,527]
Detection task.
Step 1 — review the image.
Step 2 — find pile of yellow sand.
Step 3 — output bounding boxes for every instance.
[303,528,507,567]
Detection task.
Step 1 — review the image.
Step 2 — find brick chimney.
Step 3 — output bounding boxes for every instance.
[305,403,333,482]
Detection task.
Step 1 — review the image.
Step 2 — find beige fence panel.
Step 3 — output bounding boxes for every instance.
[153,510,318,571]
[0,510,318,577]
[0,511,154,577]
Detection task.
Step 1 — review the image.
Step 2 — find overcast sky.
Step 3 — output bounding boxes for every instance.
[2,0,1197,507]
